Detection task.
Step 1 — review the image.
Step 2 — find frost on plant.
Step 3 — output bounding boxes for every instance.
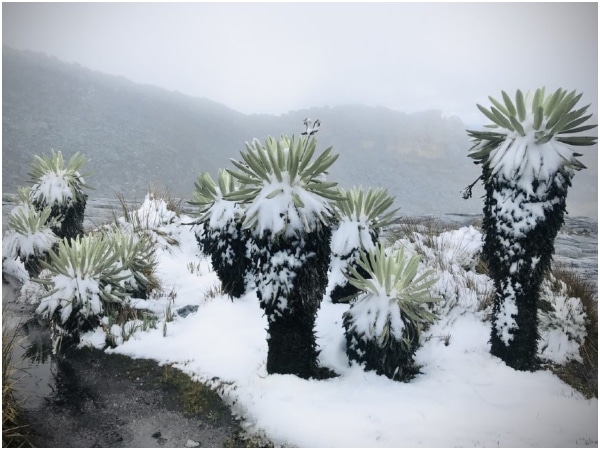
[35,234,126,347]
[28,150,89,239]
[226,134,340,237]
[326,186,399,303]
[34,230,158,349]
[226,131,340,378]
[190,170,252,298]
[537,274,587,365]
[343,243,438,381]
[105,227,159,299]
[466,88,597,370]
[3,202,60,277]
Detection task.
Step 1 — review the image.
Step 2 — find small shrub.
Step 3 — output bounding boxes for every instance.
[105,227,160,299]
[544,265,597,398]
[343,243,439,381]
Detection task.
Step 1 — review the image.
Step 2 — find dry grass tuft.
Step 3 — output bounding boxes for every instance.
[2,310,32,447]
[547,264,598,398]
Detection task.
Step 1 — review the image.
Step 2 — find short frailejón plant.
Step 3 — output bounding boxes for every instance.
[190,169,252,298]
[35,235,127,350]
[466,88,597,370]
[3,201,60,277]
[327,186,399,303]
[226,132,341,378]
[343,243,438,381]
[105,228,159,299]
[29,150,89,240]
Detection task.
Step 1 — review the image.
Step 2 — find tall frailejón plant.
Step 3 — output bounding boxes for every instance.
[190,169,252,298]
[29,150,89,240]
[343,244,438,381]
[466,88,597,370]
[327,186,399,303]
[226,131,340,378]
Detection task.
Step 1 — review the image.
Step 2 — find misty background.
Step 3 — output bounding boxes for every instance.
[2,3,598,217]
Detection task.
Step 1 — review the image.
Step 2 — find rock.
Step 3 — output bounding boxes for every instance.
[176,305,199,318]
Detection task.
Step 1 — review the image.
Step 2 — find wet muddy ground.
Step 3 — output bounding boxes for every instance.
[3,276,258,448]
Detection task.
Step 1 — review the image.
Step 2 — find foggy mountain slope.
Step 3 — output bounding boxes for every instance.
[3,46,596,216]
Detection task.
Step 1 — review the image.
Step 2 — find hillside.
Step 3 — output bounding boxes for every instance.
[2,46,597,216]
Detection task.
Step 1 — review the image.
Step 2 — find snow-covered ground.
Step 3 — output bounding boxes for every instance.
[91,204,598,447]
[4,197,597,447]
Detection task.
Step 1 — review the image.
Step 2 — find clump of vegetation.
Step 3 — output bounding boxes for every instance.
[160,365,230,420]
[542,265,597,398]
[28,150,89,240]
[190,169,252,298]
[2,311,31,448]
[34,229,159,351]
[327,186,399,303]
[3,201,60,278]
[343,243,439,381]
[465,88,597,370]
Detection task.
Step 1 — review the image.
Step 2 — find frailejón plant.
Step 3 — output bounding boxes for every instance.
[226,132,340,378]
[466,88,597,370]
[343,243,438,381]
[36,234,127,349]
[327,186,399,303]
[106,228,159,299]
[28,150,89,240]
[189,169,251,298]
[3,203,60,277]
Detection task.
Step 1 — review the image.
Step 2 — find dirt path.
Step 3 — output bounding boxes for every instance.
[3,276,262,448]
[22,348,247,448]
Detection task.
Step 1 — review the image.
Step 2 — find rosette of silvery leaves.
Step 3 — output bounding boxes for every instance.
[36,234,128,350]
[468,88,596,182]
[342,243,438,381]
[225,134,341,313]
[327,186,400,303]
[3,188,61,277]
[189,169,252,297]
[28,150,89,239]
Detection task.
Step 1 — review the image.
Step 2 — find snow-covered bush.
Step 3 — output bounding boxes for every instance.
[3,202,60,277]
[343,243,438,381]
[226,132,340,378]
[190,169,252,298]
[466,88,597,370]
[105,227,159,299]
[35,234,126,349]
[396,225,492,318]
[538,273,587,365]
[115,192,181,250]
[327,186,399,303]
[28,150,89,240]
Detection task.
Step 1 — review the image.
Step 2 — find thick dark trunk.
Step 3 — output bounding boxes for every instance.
[255,226,334,379]
[266,307,319,378]
[483,168,570,370]
[36,196,87,241]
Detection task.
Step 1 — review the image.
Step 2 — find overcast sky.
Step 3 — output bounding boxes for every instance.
[2,2,598,125]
